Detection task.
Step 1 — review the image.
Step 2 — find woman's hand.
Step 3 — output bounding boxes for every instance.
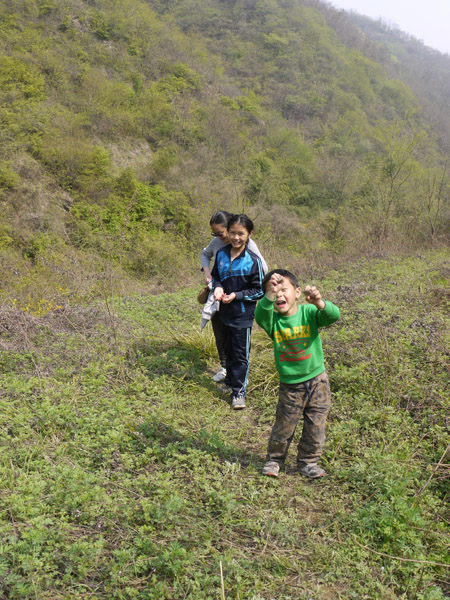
[222,292,236,304]
[214,287,224,302]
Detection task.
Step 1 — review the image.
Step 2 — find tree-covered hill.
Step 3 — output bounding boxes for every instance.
[311,1,450,154]
[0,0,449,305]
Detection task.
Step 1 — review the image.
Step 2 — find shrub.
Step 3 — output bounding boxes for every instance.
[37,133,112,195]
[0,162,19,191]
[128,230,187,282]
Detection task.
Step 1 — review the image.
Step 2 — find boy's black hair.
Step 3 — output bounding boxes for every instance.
[210,210,232,226]
[227,213,254,232]
[262,269,299,292]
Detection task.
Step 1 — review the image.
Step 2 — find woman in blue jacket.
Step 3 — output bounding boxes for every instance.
[211,214,264,410]
[201,210,267,383]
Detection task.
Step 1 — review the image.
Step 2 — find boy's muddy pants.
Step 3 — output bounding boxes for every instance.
[267,372,331,466]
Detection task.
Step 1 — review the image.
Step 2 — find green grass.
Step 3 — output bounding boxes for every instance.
[0,251,449,599]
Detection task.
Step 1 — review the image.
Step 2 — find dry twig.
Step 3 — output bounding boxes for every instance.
[220,560,226,600]
[354,539,450,568]
[415,441,450,497]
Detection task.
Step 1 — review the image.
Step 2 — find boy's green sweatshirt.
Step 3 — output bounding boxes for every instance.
[255,295,340,384]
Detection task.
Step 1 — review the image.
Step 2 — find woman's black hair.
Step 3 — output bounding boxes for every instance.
[210,210,232,227]
[227,214,254,233]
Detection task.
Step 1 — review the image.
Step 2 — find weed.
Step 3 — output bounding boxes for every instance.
[0,252,448,599]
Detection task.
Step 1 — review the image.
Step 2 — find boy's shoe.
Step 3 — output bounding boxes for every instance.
[298,463,326,479]
[262,461,280,477]
[231,395,246,410]
[212,367,227,382]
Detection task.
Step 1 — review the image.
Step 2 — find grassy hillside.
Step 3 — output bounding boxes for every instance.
[0,0,449,310]
[0,251,448,599]
[0,4,449,596]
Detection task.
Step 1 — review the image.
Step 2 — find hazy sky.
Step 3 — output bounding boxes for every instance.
[330,0,450,55]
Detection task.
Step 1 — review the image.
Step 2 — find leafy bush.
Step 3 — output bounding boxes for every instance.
[0,162,19,191]
[0,55,45,100]
[37,133,112,194]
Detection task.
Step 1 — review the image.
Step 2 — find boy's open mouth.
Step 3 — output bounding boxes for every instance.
[276,299,287,309]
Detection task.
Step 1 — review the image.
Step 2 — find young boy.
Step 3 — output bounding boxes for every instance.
[254,269,340,478]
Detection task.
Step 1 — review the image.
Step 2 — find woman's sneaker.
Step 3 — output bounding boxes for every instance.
[231,395,245,410]
[212,367,227,382]
[298,463,326,479]
[262,461,280,477]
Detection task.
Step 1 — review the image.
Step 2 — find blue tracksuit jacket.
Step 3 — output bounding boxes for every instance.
[211,243,264,328]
